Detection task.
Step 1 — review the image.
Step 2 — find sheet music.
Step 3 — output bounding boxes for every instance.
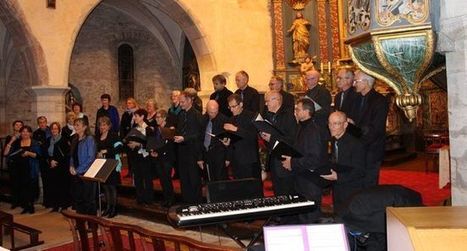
[84,158,106,179]
[304,96,322,111]
[264,224,349,251]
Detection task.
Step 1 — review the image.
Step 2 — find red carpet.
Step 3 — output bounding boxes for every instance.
[120,168,450,207]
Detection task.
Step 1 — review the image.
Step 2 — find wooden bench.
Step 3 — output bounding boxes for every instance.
[61,210,241,251]
[0,210,44,250]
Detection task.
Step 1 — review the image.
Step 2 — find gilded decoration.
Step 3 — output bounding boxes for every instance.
[376,0,429,27]
[330,0,341,59]
[273,0,286,70]
[347,0,370,35]
[317,0,329,62]
[285,0,311,10]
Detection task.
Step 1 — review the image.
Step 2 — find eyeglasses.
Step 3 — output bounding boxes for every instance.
[228,104,239,109]
[353,79,366,84]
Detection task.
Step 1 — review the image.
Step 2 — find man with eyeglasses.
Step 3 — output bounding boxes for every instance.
[268,75,295,112]
[349,70,389,188]
[321,111,365,216]
[260,91,297,196]
[223,94,261,180]
[334,68,359,116]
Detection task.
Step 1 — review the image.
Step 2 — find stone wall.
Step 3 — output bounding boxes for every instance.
[439,0,467,205]
[69,5,180,129]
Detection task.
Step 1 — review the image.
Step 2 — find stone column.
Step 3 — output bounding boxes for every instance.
[439,0,467,205]
[30,86,70,126]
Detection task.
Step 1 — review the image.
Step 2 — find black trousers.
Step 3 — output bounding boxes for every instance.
[74,177,97,215]
[294,175,322,223]
[232,161,261,180]
[178,145,202,204]
[132,156,153,204]
[154,158,174,202]
[204,146,227,181]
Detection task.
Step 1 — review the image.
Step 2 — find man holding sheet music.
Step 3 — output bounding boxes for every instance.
[223,94,261,180]
[321,111,365,216]
[260,91,297,196]
[281,98,329,223]
[198,100,229,181]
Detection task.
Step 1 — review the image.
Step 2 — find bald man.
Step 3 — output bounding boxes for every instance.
[261,91,297,196]
[303,69,331,131]
[198,100,229,181]
[321,111,365,216]
[349,70,389,188]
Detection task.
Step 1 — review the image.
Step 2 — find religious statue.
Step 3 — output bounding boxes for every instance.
[300,55,315,74]
[288,12,311,64]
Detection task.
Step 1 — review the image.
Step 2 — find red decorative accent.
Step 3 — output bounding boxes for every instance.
[272,0,286,70]
[329,0,341,60]
[317,0,328,62]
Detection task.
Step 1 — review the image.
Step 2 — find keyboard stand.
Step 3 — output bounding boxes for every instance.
[219,217,272,249]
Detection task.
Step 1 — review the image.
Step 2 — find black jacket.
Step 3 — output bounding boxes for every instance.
[235,86,260,113]
[210,88,233,117]
[349,89,389,162]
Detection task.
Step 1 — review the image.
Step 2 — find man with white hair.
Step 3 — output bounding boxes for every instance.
[349,70,389,188]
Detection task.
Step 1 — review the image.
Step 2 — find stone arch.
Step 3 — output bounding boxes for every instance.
[0,1,48,87]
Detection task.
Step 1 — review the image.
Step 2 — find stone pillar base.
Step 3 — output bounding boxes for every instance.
[31,86,70,125]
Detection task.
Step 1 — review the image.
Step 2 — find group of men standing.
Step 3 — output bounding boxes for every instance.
[191,68,388,223]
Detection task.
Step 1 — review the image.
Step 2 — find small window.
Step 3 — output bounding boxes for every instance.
[118,44,134,100]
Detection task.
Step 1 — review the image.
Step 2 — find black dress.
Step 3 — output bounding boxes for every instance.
[46,136,71,209]
[96,132,122,185]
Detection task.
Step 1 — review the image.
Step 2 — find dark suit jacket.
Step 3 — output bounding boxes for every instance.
[349,89,389,163]
[264,105,297,178]
[226,110,259,166]
[235,85,260,113]
[210,88,233,117]
[335,87,359,116]
[331,132,365,214]
[291,119,328,173]
[305,84,332,129]
[280,90,296,112]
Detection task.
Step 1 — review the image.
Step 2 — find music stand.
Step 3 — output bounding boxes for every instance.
[81,158,119,216]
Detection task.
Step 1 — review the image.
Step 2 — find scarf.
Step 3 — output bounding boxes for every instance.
[48,134,62,156]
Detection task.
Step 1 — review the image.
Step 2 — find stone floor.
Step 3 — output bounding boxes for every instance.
[0,202,239,250]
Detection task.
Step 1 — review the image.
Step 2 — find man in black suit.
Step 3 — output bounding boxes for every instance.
[260,91,297,196]
[210,74,233,117]
[224,94,261,180]
[334,68,359,116]
[198,100,229,181]
[268,76,295,112]
[349,70,389,188]
[174,90,204,204]
[234,70,260,113]
[282,98,329,223]
[33,116,51,207]
[303,69,331,130]
[321,111,365,216]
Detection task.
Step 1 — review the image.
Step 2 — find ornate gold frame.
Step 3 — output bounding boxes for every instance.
[375,0,430,27]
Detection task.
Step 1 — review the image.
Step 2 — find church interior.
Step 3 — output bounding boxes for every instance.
[0,0,466,250]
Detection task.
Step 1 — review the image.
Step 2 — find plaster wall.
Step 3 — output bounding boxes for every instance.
[440,0,467,205]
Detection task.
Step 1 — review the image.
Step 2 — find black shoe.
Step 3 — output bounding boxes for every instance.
[107,210,117,218]
[101,209,109,217]
[10,204,18,210]
[20,208,28,214]
[29,207,35,214]
[51,207,59,212]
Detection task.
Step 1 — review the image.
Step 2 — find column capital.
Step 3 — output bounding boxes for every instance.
[30,85,70,96]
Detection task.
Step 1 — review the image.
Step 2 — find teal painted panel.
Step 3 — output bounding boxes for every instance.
[379,36,428,89]
[352,42,402,90]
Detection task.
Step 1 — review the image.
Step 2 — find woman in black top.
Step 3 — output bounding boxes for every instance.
[96,116,123,218]
[152,109,175,207]
[46,122,71,212]
[6,125,41,214]
[3,120,24,209]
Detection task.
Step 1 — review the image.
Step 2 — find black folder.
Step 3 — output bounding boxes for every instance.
[298,166,332,188]
[252,113,284,136]
[82,158,119,183]
[271,140,303,158]
[123,128,146,144]
[160,127,176,140]
[208,130,242,144]
[346,123,362,138]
